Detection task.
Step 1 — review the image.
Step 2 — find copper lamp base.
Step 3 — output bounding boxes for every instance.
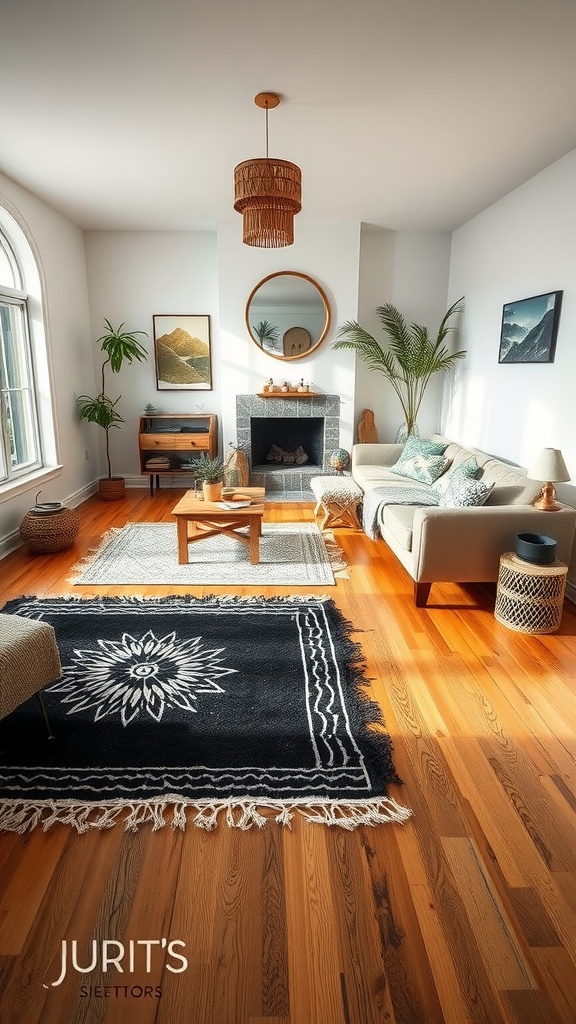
[532,482,561,511]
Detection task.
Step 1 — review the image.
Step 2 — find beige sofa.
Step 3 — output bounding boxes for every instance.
[352,435,576,606]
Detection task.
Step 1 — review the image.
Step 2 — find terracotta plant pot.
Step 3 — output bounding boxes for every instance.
[203,481,222,502]
[98,477,126,501]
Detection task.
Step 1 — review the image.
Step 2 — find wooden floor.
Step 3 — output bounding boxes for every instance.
[1,489,576,1024]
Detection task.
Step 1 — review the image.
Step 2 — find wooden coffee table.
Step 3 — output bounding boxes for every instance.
[171,488,266,564]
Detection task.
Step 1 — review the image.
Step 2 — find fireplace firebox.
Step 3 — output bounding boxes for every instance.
[235,394,341,496]
[250,417,324,468]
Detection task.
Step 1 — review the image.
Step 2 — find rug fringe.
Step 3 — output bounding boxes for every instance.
[0,796,412,834]
[66,527,122,584]
[322,530,350,578]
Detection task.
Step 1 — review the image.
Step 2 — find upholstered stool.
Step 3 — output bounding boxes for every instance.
[0,613,61,737]
[310,476,363,529]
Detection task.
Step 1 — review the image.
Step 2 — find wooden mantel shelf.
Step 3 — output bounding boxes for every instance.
[256,391,319,398]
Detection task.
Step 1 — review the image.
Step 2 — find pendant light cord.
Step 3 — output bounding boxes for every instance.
[264,102,269,157]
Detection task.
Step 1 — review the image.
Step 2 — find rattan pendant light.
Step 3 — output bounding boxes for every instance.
[234,92,302,248]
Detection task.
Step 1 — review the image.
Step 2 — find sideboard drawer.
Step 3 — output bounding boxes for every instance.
[142,433,210,451]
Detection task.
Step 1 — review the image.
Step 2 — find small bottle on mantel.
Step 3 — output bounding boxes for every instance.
[297,378,306,392]
[263,378,274,393]
[280,381,290,393]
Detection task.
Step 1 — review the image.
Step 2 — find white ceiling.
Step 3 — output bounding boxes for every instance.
[2,0,576,234]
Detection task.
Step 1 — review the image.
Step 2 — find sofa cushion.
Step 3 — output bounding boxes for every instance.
[478,459,542,505]
[382,504,416,551]
[353,464,418,492]
[439,476,494,508]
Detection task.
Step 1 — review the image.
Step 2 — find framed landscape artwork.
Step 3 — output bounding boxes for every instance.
[498,291,562,364]
[153,314,212,390]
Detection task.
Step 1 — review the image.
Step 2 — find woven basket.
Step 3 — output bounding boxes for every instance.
[98,477,126,501]
[495,552,568,634]
[20,507,80,553]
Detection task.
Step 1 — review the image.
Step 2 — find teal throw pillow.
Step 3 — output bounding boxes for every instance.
[439,476,494,508]
[390,452,449,485]
[397,436,448,459]
[432,455,479,498]
[390,435,449,484]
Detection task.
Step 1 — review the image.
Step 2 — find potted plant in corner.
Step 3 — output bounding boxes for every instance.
[333,297,465,441]
[193,453,225,502]
[77,319,148,500]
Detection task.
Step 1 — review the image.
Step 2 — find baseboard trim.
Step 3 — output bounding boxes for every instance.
[0,482,97,561]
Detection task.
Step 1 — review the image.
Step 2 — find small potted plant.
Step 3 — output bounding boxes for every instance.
[194,453,225,502]
[77,319,148,499]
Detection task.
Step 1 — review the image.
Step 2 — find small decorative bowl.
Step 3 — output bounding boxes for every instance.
[515,533,557,565]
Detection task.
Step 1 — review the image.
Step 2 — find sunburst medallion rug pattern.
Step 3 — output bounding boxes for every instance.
[69,522,347,586]
[0,595,410,833]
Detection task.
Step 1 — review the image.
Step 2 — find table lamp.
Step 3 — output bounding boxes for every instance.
[527,448,570,511]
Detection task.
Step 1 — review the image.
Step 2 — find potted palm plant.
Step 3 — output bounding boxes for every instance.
[77,319,148,500]
[193,453,225,502]
[333,297,465,441]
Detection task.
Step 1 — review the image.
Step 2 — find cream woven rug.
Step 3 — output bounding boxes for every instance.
[70,522,348,586]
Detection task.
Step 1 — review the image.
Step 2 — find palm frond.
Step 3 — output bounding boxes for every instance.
[332,297,465,428]
[334,322,402,381]
[436,296,464,344]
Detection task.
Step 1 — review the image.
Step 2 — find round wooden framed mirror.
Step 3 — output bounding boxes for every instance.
[245,271,331,361]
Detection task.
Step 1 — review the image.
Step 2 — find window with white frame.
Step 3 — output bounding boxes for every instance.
[0,208,55,489]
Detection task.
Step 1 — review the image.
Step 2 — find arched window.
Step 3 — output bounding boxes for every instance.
[0,206,56,489]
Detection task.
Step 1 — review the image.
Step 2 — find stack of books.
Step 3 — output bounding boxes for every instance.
[145,456,171,471]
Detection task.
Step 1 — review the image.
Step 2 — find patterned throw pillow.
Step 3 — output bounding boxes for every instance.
[432,455,479,498]
[390,435,449,484]
[397,436,449,460]
[439,476,494,508]
[390,453,449,485]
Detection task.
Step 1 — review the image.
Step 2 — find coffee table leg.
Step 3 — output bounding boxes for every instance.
[249,518,260,564]
[176,517,189,564]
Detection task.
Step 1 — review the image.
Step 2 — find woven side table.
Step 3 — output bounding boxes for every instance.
[20,507,80,553]
[495,551,568,634]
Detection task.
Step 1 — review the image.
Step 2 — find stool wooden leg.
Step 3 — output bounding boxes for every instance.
[320,508,332,529]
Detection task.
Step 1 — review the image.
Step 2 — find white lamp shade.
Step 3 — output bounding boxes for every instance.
[527,448,570,483]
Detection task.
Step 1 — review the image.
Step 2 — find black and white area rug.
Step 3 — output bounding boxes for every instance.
[70,522,348,586]
[0,596,410,833]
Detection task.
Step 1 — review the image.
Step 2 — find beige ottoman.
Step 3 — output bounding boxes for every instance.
[0,613,61,737]
[310,476,363,529]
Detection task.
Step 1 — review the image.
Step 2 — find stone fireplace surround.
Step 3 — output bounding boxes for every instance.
[235,394,341,496]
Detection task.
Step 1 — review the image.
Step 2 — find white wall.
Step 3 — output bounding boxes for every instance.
[355,226,453,442]
[84,231,219,481]
[216,219,361,457]
[446,148,576,470]
[445,147,576,588]
[0,172,93,553]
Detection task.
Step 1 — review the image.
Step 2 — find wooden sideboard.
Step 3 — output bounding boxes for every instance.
[138,413,218,495]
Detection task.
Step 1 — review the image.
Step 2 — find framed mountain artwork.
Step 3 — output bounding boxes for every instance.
[153,314,212,390]
[498,291,562,364]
